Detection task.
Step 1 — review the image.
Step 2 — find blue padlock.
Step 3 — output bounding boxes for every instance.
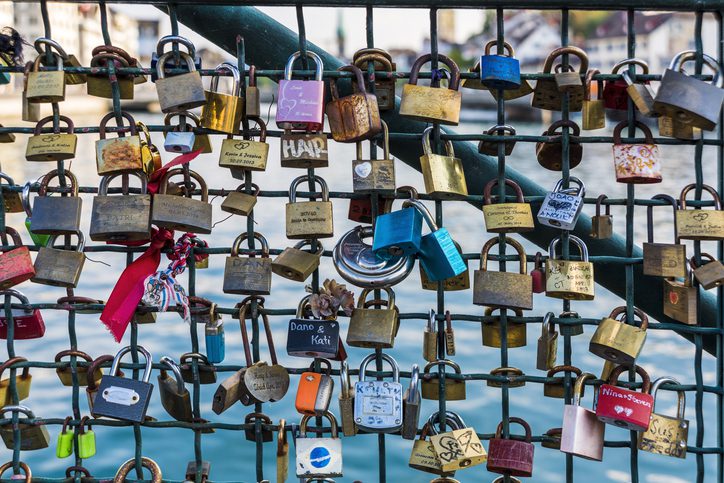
[480,39,521,90]
[372,187,423,260]
[205,307,225,363]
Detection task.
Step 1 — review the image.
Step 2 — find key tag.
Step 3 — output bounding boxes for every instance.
[56,416,74,458]
[77,416,96,459]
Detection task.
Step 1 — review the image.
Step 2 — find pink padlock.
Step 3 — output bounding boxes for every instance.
[612,120,661,184]
[0,289,45,339]
[276,51,325,132]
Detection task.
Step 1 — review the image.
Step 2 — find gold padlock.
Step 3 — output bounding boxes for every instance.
[136,121,162,176]
[536,312,558,370]
[221,183,260,217]
[34,38,86,85]
[421,360,466,400]
[86,49,136,99]
[55,350,101,387]
[545,235,594,300]
[26,53,65,103]
[473,236,532,310]
[423,309,439,363]
[347,287,399,348]
[400,53,462,125]
[326,64,382,142]
[429,413,486,472]
[419,126,468,200]
[659,115,701,140]
[409,422,449,476]
[271,240,324,282]
[676,183,724,240]
[482,307,526,348]
[638,376,689,458]
[582,69,605,130]
[95,111,143,175]
[643,194,686,278]
[590,194,613,239]
[0,357,32,405]
[482,178,534,233]
[543,365,582,399]
[285,175,334,239]
[487,366,525,388]
[690,253,724,290]
[200,62,244,135]
[164,111,212,154]
[31,233,86,288]
[156,51,207,113]
[353,120,396,194]
[589,306,648,364]
[219,116,269,173]
[0,173,22,213]
[25,115,77,161]
[532,46,588,111]
[663,271,697,325]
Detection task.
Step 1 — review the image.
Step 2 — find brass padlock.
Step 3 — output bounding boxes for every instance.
[676,183,724,241]
[663,271,697,325]
[536,120,583,171]
[326,64,382,142]
[200,62,244,135]
[32,232,86,288]
[25,115,77,161]
[399,53,462,125]
[221,183,260,217]
[582,69,605,130]
[31,169,82,235]
[659,115,701,140]
[223,232,272,295]
[338,361,357,437]
[420,240,469,291]
[90,172,152,242]
[532,46,588,111]
[95,111,143,175]
[137,121,162,176]
[246,65,261,117]
[0,173,22,214]
[353,120,395,194]
[86,46,138,99]
[419,126,468,200]
[158,356,193,422]
[55,350,101,387]
[353,49,396,111]
[0,405,49,450]
[487,366,525,388]
[22,61,40,123]
[280,130,328,168]
[543,365,582,399]
[478,124,517,156]
[429,412,486,472]
[589,306,648,364]
[536,312,558,370]
[421,360,466,400]
[590,194,613,239]
[690,253,724,290]
[423,308,439,362]
[347,287,399,348]
[482,307,526,349]
[286,175,334,239]
[152,168,213,234]
[180,352,217,385]
[0,357,32,405]
[33,38,86,85]
[219,116,269,173]
[473,236,532,310]
[545,235,594,300]
[156,51,206,113]
[272,239,324,282]
[482,178,534,233]
[26,53,65,103]
[638,376,689,458]
[644,194,686,278]
[408,421,450,476]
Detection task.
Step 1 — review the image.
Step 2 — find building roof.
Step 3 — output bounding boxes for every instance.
[595,11,672,39]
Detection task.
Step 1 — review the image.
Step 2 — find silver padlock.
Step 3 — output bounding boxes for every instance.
[561,372,605,461]
[401,363,421,440]
[537,177,586,230]
[354,353,403,433]
[164,130,196,153]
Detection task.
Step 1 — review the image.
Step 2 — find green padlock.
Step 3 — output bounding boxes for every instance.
[77,416,96,459]
[22,182,50,246]
[56,416,74,458]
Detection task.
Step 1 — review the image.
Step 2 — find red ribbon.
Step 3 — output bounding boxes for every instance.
[100,228,174,342]
[147,149,202,194]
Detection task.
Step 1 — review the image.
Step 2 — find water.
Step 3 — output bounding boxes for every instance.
[0,108,719,483]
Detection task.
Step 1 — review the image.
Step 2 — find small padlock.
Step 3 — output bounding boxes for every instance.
[221,183,260,217]
[0,405,49,450]
[690,253,724,289]
[276,50,326,131]
[158,356,192,422]
[537,177,585,230]
[465,59,534,100]
[0,289,45,340]
[536,120,583,171]
[591,194,613,239]
[353,120,396,194]
[326,64,382,142]
[286,295,344,360]
[0,174,22,214]
[443,311,456,356]
[582,69,605,130]
[589,306,649,364]
[487,417,534,477]
[32,232,86,288]
[423,308,439,362]
[400,53,462,125]
[25,115,77,161]
[31,169,82,235]
[55,350,100,387]
[487,367,526,388]
[409,420,449,476]
[536,312,558,371]
[296,359,335,416]
[295,412,343,479]
[561,372,605,461]
[338,361,357,437]
[676,183,724,240]
[244,412,273,442]
[244,64,261,117]
[532,46,588,111]
[90,173,152,242]
[95,111,143,174]
[479,39,521,89]
[644,194,687,278]
[56,416,74,458]
[155,50,206,113]
[612,120,662,183]
[554,62,582,92]
[204,306,225,364]
[272,239,323,282]
[402,364,421,440]
[531,252,546,294]
[200,62,243,135]
[421,360,466,401]
[152,168,212,234]
[596,364,654,431]
[543,365,582,399]
[0,357,32,405]
[26,53,65,103]
[220,116,270,173]
[482,307,526,349]
[164,130,195,153]
[137,121,162,176]
[473,236,532,310]
[353,49,396,111]
[0,228,35,290]
[603,58,651,111]
[86,354,114,414]
[663,270,697,325]
[419,126,468,200]
[638,376,689,458]
[354,353,403,433]
[77,417,96,459]
[164,111,212,154]
[430,412,487,472]
[482,178,534,233]
[372,186,424,259]
[223,232,272,295]
[286,175,334,239]
[347,287,399,348]
[546,235,595,300]
[479,125,517,160]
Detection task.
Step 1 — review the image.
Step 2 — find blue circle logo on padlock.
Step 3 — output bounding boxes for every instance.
[309,446,331,468]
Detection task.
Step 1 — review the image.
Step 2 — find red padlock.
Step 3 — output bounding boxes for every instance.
[602,58,649,111]
[0,289,45,339]
[596,364,653,432]
[0,226,35,289]
[531,251,545,293]
[487,417,535,477]
[348,195,394,223]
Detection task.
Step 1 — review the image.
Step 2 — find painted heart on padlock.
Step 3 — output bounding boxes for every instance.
[355,162,372,178]
[244,362,290,402]
[614,405,624,414]
[436,435,465,463]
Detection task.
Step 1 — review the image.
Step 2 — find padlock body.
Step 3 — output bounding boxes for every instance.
[399,84,461,125]
[26,133,77,161]
[582,99,606,130]
[421,379,466,401]
[27,70,65,103]
[22,91,41,122]
[164,131,196,153]
[326,92,382,143]
[152,194,213,234]
[77,430,96,459]
[158,373,193,422]
[531,268,545,293]
[87,75,134,99]
[532,79,583,111]
[32,196,82,234]
[221,192,257,216]
[91,374,153,423]
[419,229,467,282]
[659,115,701,139]
[482,320,527,348]
[0,308,45,339]
[602,80,630,110]
[372,208,423,258]
[354,380,403,432]
[482,202,534,233]
[596,383,653,431]
[555,71,582,92]
[420,154,468,200]
[627,83,657,116]
[286,201,334,239]
[561,405,605,461]
[536,139,582,171]
[480,54,521,90]
[0,247,36,289]
[271,247,321,282]
[287,318,341,358]
[246,86,261,117]
[280,133,328,168]
[296,372,334,415]
[536,331,558,370]
[56,429,73,458]
[200,90,244,135]
[693,259,724,289]
[638,412,689,458]
[473,270,533,310]
[95,137,143,175]
[339,395,357,436]
[219,138,269,171]
[156,71,207,113]
[545,260,594,300]
[205,325,225,364]
[537,190,583,230]
[589,317,647,364]
[654,68,724,131]
[591,215,614,239]
[32,246,85,288]
[295,437,343,478]
[223,256,272,295]
[347,307,398,348]
[613,143,662,184]
[430,428,487,472]
[409,438,449,475]
[663,278,697,324]
[1,423,49,450]
[420,263,469,291]
[487,437,534,477]
[90,194,152,242]
[352,158,396,194]
[276,79,325,131]
[676,209,724,240]
[642,242,686,278]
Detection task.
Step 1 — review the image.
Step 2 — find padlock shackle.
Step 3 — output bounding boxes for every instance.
[65,465,91,479]
[54,349,92,364]
[307,358,333,376]
[299,411,339,438]
[647,193,679,243]
[426,410,463,431]
[552,176,585,197]
[541,312,555,336]
[89,52,130,70]
[651,376,686,418]
[669,50,723,88]
[608,306,650,330]
[0,288,29,306]
[288,175,330,203]
[164,110,202,130]
[406,363,420,403]
[155,35,196,58]
[179,352,211,366]
[79,415,92,433]
[110,345,153,383]
[21,182,33,217]
[233,183,260,199]
[240,116,267,142]
[292,239,324,256]
[353,53,393,73]
[32,52,63,71]
[573,372,596,407]
[159,355,185,391]
[38,169,79,198]
[157,51,196,79]
[0,226,23,249]
[483,178,524,205]
[284,50,323,81]
[158,168,209,201]
[546,364,582,378]
[542,46,588,74]
[356,119,390,161]
[330,64,368,101]
[484,124,516,136]
[98,172,149,196]
[490,366,523,382]
[296,294,313,318]
[403,199,438,232]
[421,126,455,158]
[484,306,524,317]
[422,359,462,377]
[408,53,461,90]
[113,457,162,483]
[34,37,69,59]
[484,39,515,57]
[480,235,527,274]
[595,194,610,217]
[679,183,723,210]
[584,69,602,101]
[136,121,153,144]
[612,58,649,75]
[87,354,114,389]
[33,115,74,135]
[690,253,717,270]
[359,352,400,382]
[357,286,395,309]
[210,62,241,96]
[98,110,137,139]
[544,119,581,137]
[238,298,277,366]
[340,360,351,398]
[0,461,31,483]
[548,234,588,262]
[494,416,532,442]
[613,120,654,145]
[607,364,652,393]
[45,231,85,253]
[57,296,103,307]
[231,231,270,258]
[353,47,393,63]
[427,308,437,332]
[0,404,34,419]
[0,356,29,378]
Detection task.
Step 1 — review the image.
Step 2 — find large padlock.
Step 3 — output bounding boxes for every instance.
[0,357,32,405]
[286,175,334,239]
[347,287,399,348]
[287,295,344,360]
[0,405,50,450]
[155,51,206,113]
[296,412,343,478]
[158,356,192,422]
[545,235,595,300]
[0,173,22,214]
[354,353,403,433]
[296,359,334,416]
[272,239,323,282]
[638,376,689,458]
[200,62,244,134]
[419,126,468,200]
[402,363,421,440]
[420,240,469,291]
[0,289,45,340]
[543,365,582,399]
[408,421,450,476]
[482,178,534,233]
[55,350,100,387]
[690,253,724,289]
[353,49,396,111]
[223,232,272,295]
[429,412,487,472]
[277,51,325,132]
[421,360,466,401]
[0,227,35,290]
[90,345,154,423]
[372,186,423,259]
[663,271,697,325]
[399,53,462,125]
[479,39,521,90]
[536,120,582,171]
[537,177,585,230]
[152,168,212,234]
[32,232,86,288]
[482,307,526,349]
[654,50,724,131]
[561,372,605,461]
[90,173,151,242]
[487,417,534,477]
[25,115,77,161]
[603,58,651,111]
[474,236,532,310]
[220,116,269,173]
[612,120,662,183]
[582,69,605,130]
[676,183,724,240]
[31,169,82,235]
[338,361,357,437]
[326,64,381,142]
[95,111,143,174]
[353,120,395,194]
[532,46,588,111]
[26,53,65,103]
[536,312,558,370]
[596,364,654,431]
[643,194,686,278]
[590,306,649,364]
[164,111,212,154]
[591,194,613,239]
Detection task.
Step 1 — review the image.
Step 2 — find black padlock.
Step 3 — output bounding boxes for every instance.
[287,295,345,360]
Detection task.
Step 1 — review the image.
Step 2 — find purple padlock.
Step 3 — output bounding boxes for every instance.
[276,51,325,132]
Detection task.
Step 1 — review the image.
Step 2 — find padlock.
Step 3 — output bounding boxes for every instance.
[21,61,40,122]
[95,111,143,174]
[402,363,421,440]
[31,169,82,235]
[690,253,724,289]
[443,311,456,356]
[603,58,651,111]
[0,289,45,340]
[90,173,151,243]
[134,302,157,325]
[224,232,272,295]
[0,227,35,290]
[597,364,654,431]
[91,345,154,423]
[0,461,31,482]
[21,183,50,247]
[429,412,486,472]
[354,353,403,433]
[65,466,93,481]
[137,121,162,176]
[487,367,526,388]
[272,239,324,282]
[479,39,521,89]
[353,49,396,111]
[423,308,439,362]
[421,360,466,401]
[582,69,605,130]
[532,46,588,111]
[276,420,288,483]
[612,120,662,183]
[286,175,334,239]
[204,305,225,364]
[554,62,582,92]
[296,412,343,478]
[478,124,517,156]
[220,116,270,172]
[420,240,469,291]
[464,60,533,99]
[663,271,697,325]
[676,183,724,240]
[277,51,325,131]
[372,186,423,259]
[543,365,582,399]
[482,307,526,349]
[0,357,32,405]
[0,124,13,143]
[0,174,22,214]
[56,416,74,458]
[486,417,534,477]
[244,412,273,442]
[221,183,260,217]
[287,295,344,360]
[296,359,335,416]
[409,200,467,281]
[347,287,399,348]
[212,368,243,415]
[26,53,65,103]
[200,62,243,134]
[242,64,261,117]
[114,458,162,483]
[531,252,545,294]
[400,53,462,125]
[542,428,563,450]
[591,194,613,239]
[536,312,558,370]
[152,168,213,234]
[0,405,49,450]
[638,376,689,458]
[589,306,649,364]
[86,48,136,99]
[151,35,201,82]
[536,120,583,171]
[473,236,532,310]
[25,115,77,161]
[77,416,96,459]
[561,372,605,461]
[338,361,357,437]
[482,178,534,233]
[643,194,686,278]
[55,350,99,387]
[353,120,396,194]
[409,421,450,476]
[537,177,585,230]
[621,70,657,116]
[419,126,468,200]
[158,356,192,422]
[33,37,85,85]
[86,354,114,413]
[164,111,212,154]
[546,235,595,300]
[654,50,724,131]
[164,129,195,153]
[32,232,85,288]
[326,64,382,142]
[155,51,206,113]
[659,115,701,140]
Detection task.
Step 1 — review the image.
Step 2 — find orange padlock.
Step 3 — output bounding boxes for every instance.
[295,359,334,416]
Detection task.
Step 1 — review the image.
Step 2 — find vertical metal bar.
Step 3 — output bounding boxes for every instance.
[717,13,724,482]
